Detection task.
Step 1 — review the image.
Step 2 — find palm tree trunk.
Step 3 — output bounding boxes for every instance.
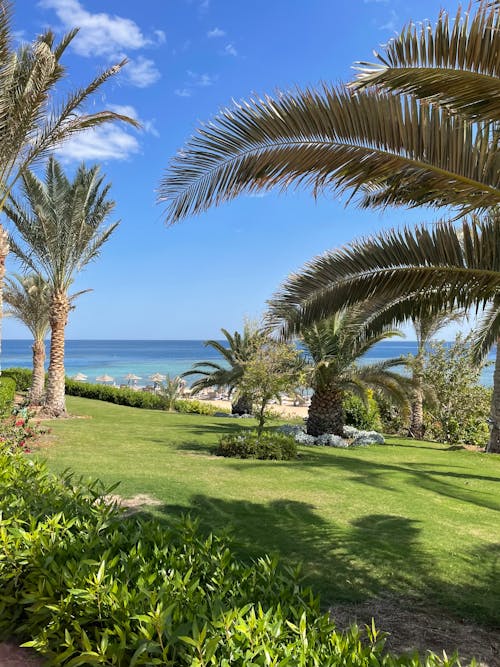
[232,393,253,415]
[0,227,9,377]
[408,354,425,439]
[45,290,69,416]
[29,339,46,405]
[307,385,344,436]
[487,339,500,454]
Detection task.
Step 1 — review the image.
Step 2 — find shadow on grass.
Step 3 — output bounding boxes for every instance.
[192,443,500,512]
[137,494,500,628]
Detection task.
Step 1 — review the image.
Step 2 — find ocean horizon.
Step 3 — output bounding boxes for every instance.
[0,339,494,387]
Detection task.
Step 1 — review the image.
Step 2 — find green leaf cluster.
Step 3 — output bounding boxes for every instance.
[216,430,297,460]
[0,445,463,665]
[0,376,16,416]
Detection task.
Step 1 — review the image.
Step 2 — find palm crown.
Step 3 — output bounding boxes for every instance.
[6,157,119,291]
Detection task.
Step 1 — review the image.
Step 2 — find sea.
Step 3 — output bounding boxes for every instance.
[0,339,495,387]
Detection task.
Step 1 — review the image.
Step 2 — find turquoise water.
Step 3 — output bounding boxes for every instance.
[1,339,494,387]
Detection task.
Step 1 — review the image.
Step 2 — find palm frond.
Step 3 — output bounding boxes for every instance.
[268,216,500,338]
[159,85,500,223]
[353,3,500,122]
[470,298,500,362]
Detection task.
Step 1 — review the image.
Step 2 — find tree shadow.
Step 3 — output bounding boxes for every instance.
[137,494,499,627]
[205,449,500,512]
[143,496,430,606]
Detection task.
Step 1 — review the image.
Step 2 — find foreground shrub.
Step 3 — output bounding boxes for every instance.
[0,446,463,666]
[2,367,33,392]
[0,376,16,415]
[217,430,297,460]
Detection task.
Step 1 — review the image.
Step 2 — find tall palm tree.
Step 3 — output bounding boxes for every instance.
[296,306,411,436]
[0,1,137,369]
[3,274,51,404]
[407,311,464,439]
[159,3,500,223]
[182,325,264,414]
[267,216,500,453]
[5,157,119,416]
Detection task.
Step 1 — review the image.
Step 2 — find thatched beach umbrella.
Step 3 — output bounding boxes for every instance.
[72,372,87,382]
[149,372,166,389]
[96,374,114,384]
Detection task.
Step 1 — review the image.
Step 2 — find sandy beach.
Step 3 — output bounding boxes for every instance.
[200,398,309,421]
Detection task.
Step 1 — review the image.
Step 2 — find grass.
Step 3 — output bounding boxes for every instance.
[40,396,500,628]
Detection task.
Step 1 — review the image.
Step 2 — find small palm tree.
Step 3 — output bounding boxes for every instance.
[267,216,500,453]
[6,157,119,416]
[298,307,411,436]
[182,325,263,414]
[0,2,137,364]
[405,311,464,439]
[4,274,51,404]
[159,375,184,412]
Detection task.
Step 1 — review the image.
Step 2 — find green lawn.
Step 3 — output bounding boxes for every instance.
[41,396,500,628]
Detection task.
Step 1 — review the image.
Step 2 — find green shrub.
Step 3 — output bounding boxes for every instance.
[0,376,16,415]
[0,446,462,666]
[216,430,297,460]
[65,381,225,415]
[343,390,382,431]
[174,398,224,415]
[2,367,33,392]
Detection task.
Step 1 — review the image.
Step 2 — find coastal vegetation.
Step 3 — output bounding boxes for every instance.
[161,1,500,454]
[3,434,484,666]
[0,0,136,367]
[1,0,500,663]
[183,324,264,415]
[298,306,410,436]
[36,396,500,635]
[4,275,51,404]
[6,157,119,416]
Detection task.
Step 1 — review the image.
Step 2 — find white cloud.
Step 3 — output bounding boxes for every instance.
[154,30,167,44]
[56,105,158,161]
[39,0,152,56]
[39,0,164,88]
[175,88,192,98]
[207,27,225,38]
[223,43,237,57]
[379,10,399,31]
[125,57,161,87]
[187,70,218,87]
[56,125,140,162]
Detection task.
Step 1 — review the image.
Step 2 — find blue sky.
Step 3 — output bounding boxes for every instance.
[3,0,463,340]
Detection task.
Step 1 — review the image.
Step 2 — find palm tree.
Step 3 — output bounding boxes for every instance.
[407,311,464,439]
[3,274,51,404]
[159,3,500,222]
[267,216,500,453]
[182,325,263,414]
[5,157,119,416]
[0,1,137,370]
[296,306,411,436]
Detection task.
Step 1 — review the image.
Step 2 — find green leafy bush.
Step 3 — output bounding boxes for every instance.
[2,367,33,392]
[65,380,223,415]
[0,376,16,415]
[216,430,297,460]
[0,446,462,666]
[343,390,382,431]
[173,398,223,415]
